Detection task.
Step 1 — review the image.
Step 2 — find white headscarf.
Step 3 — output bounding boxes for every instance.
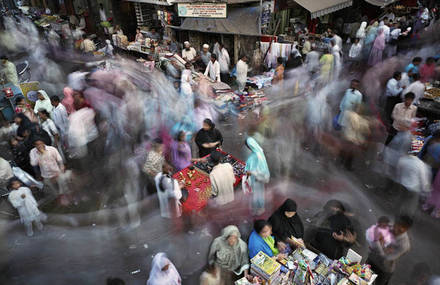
[356,21,367,39]
[147,253,181,285]
[34,90,53,114]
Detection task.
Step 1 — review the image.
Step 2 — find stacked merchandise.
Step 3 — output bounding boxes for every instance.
[233,89,268,114]
[172,166,211,213]
[250,251,282,285]
[247,72,274,89]
[245,247,376,285]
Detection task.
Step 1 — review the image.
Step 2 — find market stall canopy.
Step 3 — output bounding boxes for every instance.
[294,0,353,19]
[125,0,173,5]
[177,5,260,36]
[363,0,397,7]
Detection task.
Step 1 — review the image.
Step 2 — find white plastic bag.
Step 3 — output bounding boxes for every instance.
[12,167,44,189]
[241,175,252,194]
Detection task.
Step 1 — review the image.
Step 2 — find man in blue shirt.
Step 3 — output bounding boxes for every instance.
[404,57,422,76]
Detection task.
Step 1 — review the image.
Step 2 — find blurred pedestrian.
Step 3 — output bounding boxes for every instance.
[155,163,182,219]
[209,151,235,206]
[147,252,181,285]
[8,178,46,237]
[245,137,270,215]
[367,215,413,285]
[368,28,386,66]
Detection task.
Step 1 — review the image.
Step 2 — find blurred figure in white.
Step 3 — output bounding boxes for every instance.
[236,55,248,92]
[154,164,182,219]
[218,43,230,83]
[397,151,431,217]
[0,157,13,189]
[1,55,18,86]
[209,151,235,206]
[147,252,181,285]
[402,73,425,104]
[8,178,47,236]
[305,46,320,75]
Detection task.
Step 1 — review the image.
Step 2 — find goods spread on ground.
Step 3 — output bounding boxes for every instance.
[236,248,377,285]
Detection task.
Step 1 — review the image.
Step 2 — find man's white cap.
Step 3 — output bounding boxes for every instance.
[184,41,190,46]
[203,44,209,49]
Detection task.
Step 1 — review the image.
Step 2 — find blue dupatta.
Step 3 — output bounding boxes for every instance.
[248,230,274,259]
[245,137,270,183]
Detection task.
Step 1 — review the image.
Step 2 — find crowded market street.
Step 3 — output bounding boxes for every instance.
[0,1,440,285]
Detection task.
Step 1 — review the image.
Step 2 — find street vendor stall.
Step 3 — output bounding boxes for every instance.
[417,85,440,120]
[172,150,245,213]
[236,248,377,285]
[0,83,24,121]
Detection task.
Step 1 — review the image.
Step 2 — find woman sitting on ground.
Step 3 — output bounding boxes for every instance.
[248,219,287,260]
[268,199,305,248]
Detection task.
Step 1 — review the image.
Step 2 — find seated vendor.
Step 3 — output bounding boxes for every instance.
[135,28,144,43]
[248,220,286,260]
[311,212,357,260]
[268,199,305,248]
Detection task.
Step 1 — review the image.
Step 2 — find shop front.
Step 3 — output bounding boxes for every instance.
[174,4,261,63]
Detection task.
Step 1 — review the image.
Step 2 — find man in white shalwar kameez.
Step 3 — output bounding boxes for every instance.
[236,55,249,92]
[209,151,235,206]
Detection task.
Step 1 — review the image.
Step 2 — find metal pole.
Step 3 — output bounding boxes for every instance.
[259,0,262,35]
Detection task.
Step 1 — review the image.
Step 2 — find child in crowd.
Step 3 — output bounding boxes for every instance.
[8,178,46,237]
[366,216,393,248]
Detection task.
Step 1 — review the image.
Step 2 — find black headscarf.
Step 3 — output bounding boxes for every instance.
[195,119,223,157]
[312,213,353,260]
[15,113,32,138]
[268,199,304,242]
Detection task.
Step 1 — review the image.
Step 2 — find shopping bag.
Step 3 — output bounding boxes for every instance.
[241,175,252,194]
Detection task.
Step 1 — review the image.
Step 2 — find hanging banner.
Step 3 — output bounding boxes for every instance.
[177,3,227,18]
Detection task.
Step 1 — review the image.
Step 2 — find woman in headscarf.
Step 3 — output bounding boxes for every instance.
[147,252,181,285]
[170,131,192,171]
[62,87,75,114]
[248,219,287,259]
[195,119,223,157]
[245,137,270,215]
[14,113,33,140]
[356,21,367,45]
[368,28,386,66]
[312,212,356,259]
[33,90,53,114]
[268,199,304,248]
[208,225,249,284]
[363,21,379,60]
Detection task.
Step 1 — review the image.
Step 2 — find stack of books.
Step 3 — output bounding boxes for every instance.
[250,251,281,284]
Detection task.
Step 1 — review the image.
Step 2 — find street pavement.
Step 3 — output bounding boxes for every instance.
[1,118,440,285]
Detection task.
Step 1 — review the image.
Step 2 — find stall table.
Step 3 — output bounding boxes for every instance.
[0,83,24,121]
[172,150,245,213]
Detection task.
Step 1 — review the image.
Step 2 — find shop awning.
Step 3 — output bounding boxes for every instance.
[294,0,353,19]
[363,0,397,7]
[177,5,260,36]
[125,0,173,6]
